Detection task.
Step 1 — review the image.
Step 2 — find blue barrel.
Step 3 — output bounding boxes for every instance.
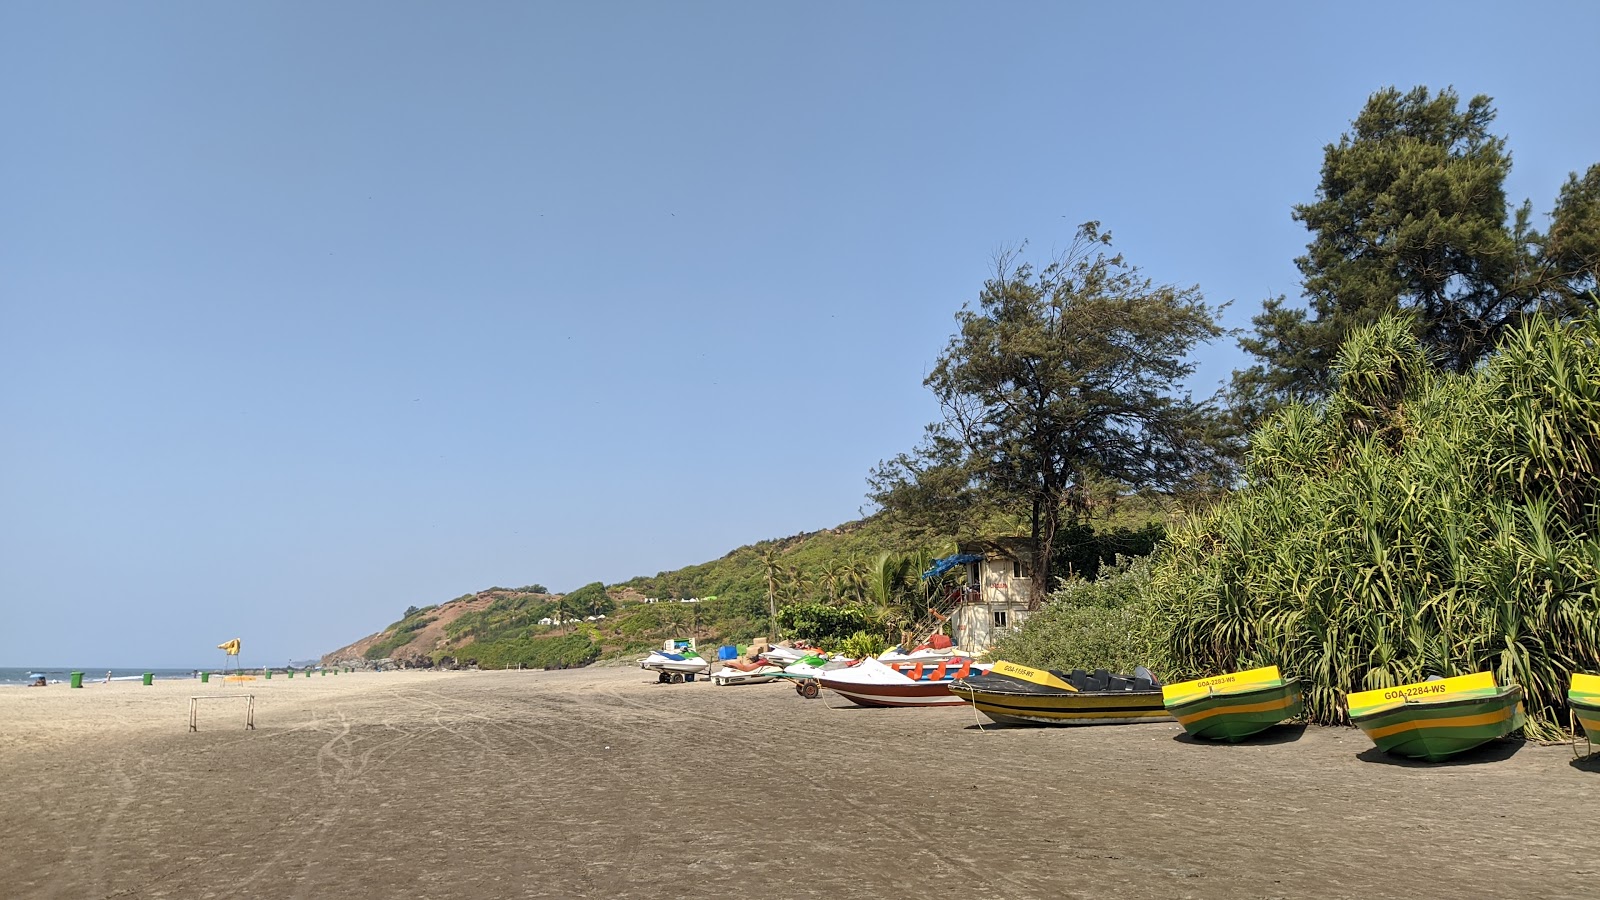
[717,645,738,661]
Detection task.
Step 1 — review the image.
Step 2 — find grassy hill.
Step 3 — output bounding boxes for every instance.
[321,491,1179,670]
[321,515,959,668]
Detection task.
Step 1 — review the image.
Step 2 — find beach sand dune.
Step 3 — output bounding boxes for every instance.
[0,669,1593,899]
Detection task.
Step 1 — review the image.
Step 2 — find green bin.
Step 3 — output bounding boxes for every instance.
[264,670,272,679]
[288,670,295,678]
[142,672,154,686]
[200,672,210,684]
[70,671,84,689]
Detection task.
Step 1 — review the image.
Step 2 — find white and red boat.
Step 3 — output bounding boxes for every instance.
[817,657,991,708]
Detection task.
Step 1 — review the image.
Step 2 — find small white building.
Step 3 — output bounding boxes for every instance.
[946,538,1035,652]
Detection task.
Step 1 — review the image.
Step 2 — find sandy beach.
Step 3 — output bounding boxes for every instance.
[0,668,1594,900]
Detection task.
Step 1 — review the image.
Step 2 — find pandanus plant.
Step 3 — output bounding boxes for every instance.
[1152,310,1600,739]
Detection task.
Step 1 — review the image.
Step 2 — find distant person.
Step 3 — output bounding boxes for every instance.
[30,676,46,687]
[104,670,112,684]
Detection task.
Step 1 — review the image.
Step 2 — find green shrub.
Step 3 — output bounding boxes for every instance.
[364,628,421,660]
[837,630,889,659]
[453,632,600,669]
[993,556,1155,674]
[775,603,877,645]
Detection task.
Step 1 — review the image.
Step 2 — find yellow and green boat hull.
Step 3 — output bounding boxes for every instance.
[1350,686,1525,762]
[1165,679,1303,742]
[1570,673,1600,742]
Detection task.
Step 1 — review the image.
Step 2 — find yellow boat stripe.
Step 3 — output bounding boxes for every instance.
[1362,708,1512,740]
[962,694,1162,709]
[1173,695,1297,726]
[974,703,1170,720]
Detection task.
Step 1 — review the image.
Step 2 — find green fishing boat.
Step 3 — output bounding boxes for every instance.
[1162,666,1303,742]
[1570,673,1600,752]
[1347,672,1524,762]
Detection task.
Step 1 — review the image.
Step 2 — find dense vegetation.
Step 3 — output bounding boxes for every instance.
[1236,86,1599,422]
[450,631,601,670]
[1155,312,1600,738]
[986,86,1599,741]
[997,311,1600,738]
[992,557,1155,676]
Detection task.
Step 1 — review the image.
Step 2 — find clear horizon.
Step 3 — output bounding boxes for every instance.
[5,1,1598,665]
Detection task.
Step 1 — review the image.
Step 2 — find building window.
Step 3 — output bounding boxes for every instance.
[993,610,1008,628]
[1012,559,1030,579]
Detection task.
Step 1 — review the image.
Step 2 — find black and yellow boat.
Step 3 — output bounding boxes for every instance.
[1162,665,1303,742]
[947,661,1169,726]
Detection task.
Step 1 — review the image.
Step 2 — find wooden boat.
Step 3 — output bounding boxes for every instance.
[818,657,990,708]
[1346,672,1525,762]
[1162,665,1303,742]
[1569,673,1600,750]
[947,661,1169,726]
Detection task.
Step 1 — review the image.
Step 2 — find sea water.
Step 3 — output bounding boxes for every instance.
[0,667,203,686]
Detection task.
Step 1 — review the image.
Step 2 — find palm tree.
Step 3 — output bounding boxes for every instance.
[819,562,844,605]
[867,552,917,642]
[782,565,812,603]
[840,557,870,605]
[758,546,783,641]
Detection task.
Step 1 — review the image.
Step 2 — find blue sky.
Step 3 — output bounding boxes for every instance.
[4,2,1596,666]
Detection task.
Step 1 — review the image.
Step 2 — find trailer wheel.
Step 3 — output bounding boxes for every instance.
[670,672,685,684]
[800,680,820,700]
[657,672,670,684]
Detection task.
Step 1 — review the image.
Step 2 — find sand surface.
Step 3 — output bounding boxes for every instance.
[1,668,1595,899]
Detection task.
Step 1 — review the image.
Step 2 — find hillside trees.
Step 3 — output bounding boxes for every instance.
[870,223,1228,602]
[1235,86,1600,420]
[562,582,614,619]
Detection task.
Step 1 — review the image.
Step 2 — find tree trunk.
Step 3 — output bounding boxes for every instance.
[1030,497,1058,611]
[766,575,777,641]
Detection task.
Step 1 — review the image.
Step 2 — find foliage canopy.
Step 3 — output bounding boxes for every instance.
[1236,86,1600,420]
[871,222,1227,600]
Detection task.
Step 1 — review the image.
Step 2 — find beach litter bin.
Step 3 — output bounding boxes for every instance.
[264,670,272,679]
[142,673,154,686]
[288,670,295,678]
[200,672,210,684]
[70,671,84,689]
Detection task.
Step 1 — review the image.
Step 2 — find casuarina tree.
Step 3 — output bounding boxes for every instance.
[1234,86,1600,422]
[870,222,1227,605]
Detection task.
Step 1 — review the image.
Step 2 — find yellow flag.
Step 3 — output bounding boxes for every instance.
[217,638,241,656]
